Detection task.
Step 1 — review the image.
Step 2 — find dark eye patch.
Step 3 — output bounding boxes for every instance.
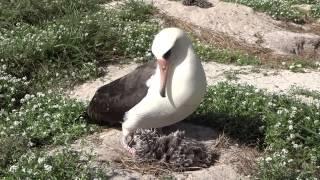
[163,49,172,60]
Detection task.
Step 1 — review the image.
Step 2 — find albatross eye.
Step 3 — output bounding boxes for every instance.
[163,49,172,60]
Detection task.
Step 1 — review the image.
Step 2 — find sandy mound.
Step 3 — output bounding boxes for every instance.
[148,0,320,56]
[71,122,256,179]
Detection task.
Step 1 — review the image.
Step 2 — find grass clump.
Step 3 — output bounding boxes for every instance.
[117,0,155,21]
[0,0,158,90]
[311,3,320,18]
[0,0,104,28]
[194,40,261,65]
[0,0,158,178]
[223,0,320,23]
[290,86,320,100]
[2,148,107,179]
[0,90,99,177]
[0,136,29,171]
[191,82,320,179]
[0,91,97,146]
[190,83,266,144]
[0,65,30,111]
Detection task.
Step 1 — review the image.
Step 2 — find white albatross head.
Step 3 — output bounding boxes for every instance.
[151,27,190,98]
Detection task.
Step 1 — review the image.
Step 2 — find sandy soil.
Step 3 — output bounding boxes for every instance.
[148,0,320,57]
[69,62,320,102]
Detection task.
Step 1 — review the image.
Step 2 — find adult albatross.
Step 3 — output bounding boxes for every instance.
[87,27,207,154]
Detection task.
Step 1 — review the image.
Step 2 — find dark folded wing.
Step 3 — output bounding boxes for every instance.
[87,61,157,125]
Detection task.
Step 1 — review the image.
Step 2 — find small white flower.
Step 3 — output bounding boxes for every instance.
[9,165,18,172]
[277,109,283,115]
[38,157,45,164]
[275,122,281,128]
[13,121,19,126]
[36,92,45,97]
[311,155,317,163]
[290,134,295,139]
[265,157,272,162]
[281,149,288,154]
[28,141,34,147]
[289,125,293,130]
[44,164,52,172]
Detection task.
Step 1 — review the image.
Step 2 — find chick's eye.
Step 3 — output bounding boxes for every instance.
[163,49,172,59]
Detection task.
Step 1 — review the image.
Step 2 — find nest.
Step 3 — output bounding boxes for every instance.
[182,0,213,8]
[130,129,215,171]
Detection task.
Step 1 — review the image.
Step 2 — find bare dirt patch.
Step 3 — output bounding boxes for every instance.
[202,62,320,93]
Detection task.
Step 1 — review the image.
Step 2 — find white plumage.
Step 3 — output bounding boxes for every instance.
[122,28,207,153]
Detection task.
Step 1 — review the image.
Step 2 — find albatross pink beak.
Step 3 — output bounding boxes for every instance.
[157,59,169,97]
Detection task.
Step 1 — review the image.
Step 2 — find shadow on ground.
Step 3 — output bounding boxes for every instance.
[187,111,265,147]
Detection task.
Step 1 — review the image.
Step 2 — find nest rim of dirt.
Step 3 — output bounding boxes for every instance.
[114,129,220,175]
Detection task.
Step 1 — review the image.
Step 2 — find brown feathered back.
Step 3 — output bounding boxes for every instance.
[86,61,157,125]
